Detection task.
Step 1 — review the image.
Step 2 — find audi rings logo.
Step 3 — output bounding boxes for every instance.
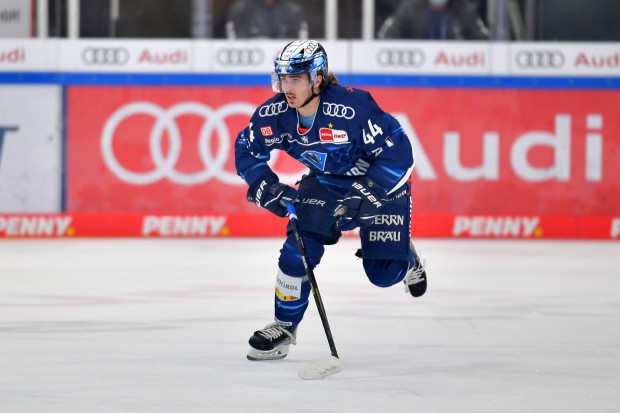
[82,47,130,66]
[322,103,355,119]
[376,48,425,67]
[216,48,264,66]
[258,101,289,117]
[515,50,565,69]
[101,102,303,186]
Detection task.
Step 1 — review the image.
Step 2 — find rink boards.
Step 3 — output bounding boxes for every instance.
[0,40,619,238]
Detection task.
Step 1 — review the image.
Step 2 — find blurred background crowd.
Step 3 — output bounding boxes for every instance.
[13,0,620,41]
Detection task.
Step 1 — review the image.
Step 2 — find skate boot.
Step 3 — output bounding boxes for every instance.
[404,241,427,297]
[247,322,297,361]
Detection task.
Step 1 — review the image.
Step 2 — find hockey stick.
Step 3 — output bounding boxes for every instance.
[286,201,342,380]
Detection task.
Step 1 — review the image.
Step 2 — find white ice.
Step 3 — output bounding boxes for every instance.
[1,238,619,412]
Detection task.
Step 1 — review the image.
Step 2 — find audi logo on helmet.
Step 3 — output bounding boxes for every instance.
[101,102,304,186]
[216,48,264,66]
[515,50,565,69]
[322,102,355,119]
[376,48,425,67]
[304,40,319,55]
[82,47,130,65]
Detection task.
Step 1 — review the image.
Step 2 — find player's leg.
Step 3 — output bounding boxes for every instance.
[247,175,341,361]
[357,183,427,296]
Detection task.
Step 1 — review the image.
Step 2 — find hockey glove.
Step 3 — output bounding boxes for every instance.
[334,178,386,231]
[247,175,298,218]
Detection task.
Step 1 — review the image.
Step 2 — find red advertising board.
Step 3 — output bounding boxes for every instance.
[370,88,620,216]
[62,86,620,239]
[67,86,281,214]
[2,213,620,239]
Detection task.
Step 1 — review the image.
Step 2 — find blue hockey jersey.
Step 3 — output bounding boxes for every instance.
[235,84,415,199]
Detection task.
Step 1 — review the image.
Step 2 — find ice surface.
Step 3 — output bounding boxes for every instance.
[1,238,619,412]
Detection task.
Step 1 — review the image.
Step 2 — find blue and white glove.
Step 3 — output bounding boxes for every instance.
[247,175,298,218]
[334,178,386,231]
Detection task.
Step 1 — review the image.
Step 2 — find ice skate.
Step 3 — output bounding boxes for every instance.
[247,322,297,361]
[404,242,427,297]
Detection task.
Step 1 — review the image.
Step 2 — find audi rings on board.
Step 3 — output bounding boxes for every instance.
[515,50,565,69]
[82,47,130,66]
[216,48,264,66]
[376,48,425,67]
[101,102,305,186]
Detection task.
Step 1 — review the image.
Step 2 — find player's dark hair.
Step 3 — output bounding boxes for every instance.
[319,72,339,91]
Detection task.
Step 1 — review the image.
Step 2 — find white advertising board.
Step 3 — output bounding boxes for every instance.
[195,40,279,74]
[351,40,493,75]
[510,43,620,76]
[1,39,618,77]
[0,39,57,71]
[0,86,62,212]
[57,40,194,72]
[194,40,349,74]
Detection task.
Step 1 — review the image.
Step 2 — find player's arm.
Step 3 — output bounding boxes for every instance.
[348,91,414,195]
[334,111,413,230]
[234,123,297,217]
[363,125,414,196]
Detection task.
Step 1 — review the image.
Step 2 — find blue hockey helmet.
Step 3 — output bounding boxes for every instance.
[271,40,328,93]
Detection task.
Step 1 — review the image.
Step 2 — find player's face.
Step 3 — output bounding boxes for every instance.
[280,74,313,108]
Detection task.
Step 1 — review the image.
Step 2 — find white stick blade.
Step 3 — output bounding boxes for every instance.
[298,356,342,380]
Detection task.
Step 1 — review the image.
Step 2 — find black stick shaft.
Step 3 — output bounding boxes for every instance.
[286,202,339,359]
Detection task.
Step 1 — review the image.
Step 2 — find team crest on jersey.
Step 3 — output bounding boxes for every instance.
[320,128,349,144]
[301,151,327,171]
[260,126,273,136]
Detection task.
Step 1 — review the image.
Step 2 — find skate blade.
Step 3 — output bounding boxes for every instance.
[298,356,342,380]
[247,345,289,361]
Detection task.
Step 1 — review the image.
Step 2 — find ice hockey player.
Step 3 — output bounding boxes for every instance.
[234,40,427,361]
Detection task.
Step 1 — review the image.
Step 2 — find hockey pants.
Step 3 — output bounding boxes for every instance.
[273,175,413,326]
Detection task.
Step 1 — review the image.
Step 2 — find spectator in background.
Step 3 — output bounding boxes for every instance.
[378,0,489,40]
[225,0,308,39]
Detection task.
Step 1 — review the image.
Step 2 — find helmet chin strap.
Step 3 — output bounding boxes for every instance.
[299,91,319,108]
[299,80,320,108]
